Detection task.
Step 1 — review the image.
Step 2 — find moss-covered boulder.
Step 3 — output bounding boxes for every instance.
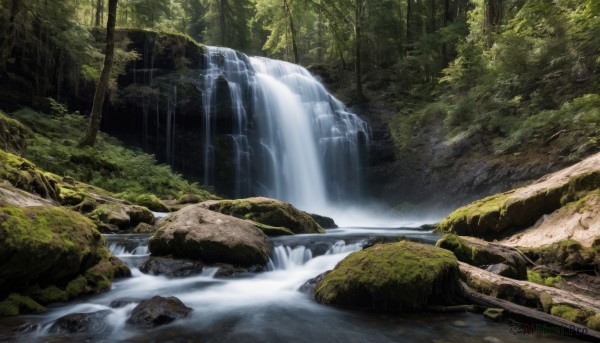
[0,205,130,314]
[438,152,600,239]
[314,241,460,312]
[207,197,325,235]
[89,203,155,230]
[133,194,169,212]
[149,204,271,267]
[436,234,528,280]
[0,150,59,200]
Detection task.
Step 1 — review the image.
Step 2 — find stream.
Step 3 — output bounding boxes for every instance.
[0,226,579,342]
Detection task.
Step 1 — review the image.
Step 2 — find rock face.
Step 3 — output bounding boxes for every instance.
[438,152,600,240]
[314,241,459,312]
[436,234,528,280]
[149,204,271,267]
[127,296,192,328]
[206,197,325,235]
[0,205,130,315]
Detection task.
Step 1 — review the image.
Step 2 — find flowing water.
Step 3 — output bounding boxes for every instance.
[0,229,578,343]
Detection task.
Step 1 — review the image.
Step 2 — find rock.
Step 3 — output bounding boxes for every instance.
[62,176,76,185]
[149,204,271,267]
[0,294,45,316]
[0,205,130,313]
[110,298,140,308]
[308,213,338,228]
[89,203,155,230]
[178,194,203,204]
[127,296,192,328]
[134,222,155,233]
[206,197,325,234]
[48,310,111,334]
[438,152,600,240]
[139,257,204,276]
[436,234,528,280]
[213,264,264,278]
[248,220,294,236]
[134,194,169,212]
[299,272,329,295]
[14,322,41,334]
[314,241,460,312]
[522,240,599,273]
[0,150,59,200]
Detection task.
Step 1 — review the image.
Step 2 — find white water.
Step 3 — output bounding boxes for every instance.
[200,47,370,214]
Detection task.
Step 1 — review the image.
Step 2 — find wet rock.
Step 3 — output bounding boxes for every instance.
[139,257,204,277]
[134,222,155,233]
[149,205,270,267]
[436,234,528,280]
[90,203,155,230]
[213,264,264,278]
[314,241,460,312]
[110,298,140,308]
[14,322,40,334]
[308,213,338,229]
[299,272,329,295]
[49,310,111,334]
[127,296,192,328]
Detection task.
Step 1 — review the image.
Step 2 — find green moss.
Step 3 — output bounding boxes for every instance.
[314,241,459,312]
[132,194,169,212]
[0,150,60,200]
[524,239,598,272]
[551,305,596,325]
[0,110,32,154]
[90,203,130,227]
[65,276,88,299]
[587,314,600,331]
[483,308,504,320]
[540,293,553,313]
[247,220,294,236]
[0,293,45,316]
[527,271,563,287]
[27,285,67,304]
[209,198,325,234]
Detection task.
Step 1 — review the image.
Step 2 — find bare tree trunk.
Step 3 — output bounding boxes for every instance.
[485,0,502,28]
[442,0,450,64]
[406,0,412,51]
[354,0,366,102]
[81,0,118,147]
[283,0,299,64]
[95,0,104,27]
[0,0,22,73]
[219,0,226,46]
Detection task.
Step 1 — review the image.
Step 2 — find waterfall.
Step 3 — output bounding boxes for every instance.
[200,47,370,212]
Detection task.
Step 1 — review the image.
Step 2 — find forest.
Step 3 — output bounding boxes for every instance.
[0,0,600,341]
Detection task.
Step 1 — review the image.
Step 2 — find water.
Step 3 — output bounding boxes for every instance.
[199,47,370,212]
[0,229,578,343]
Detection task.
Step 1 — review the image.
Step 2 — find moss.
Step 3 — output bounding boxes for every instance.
[437,171,600,239]
[89,203,130,228]
[58,187,86,206]
[0,110,32,154]
[551,305,595,325]
[314,241,459,312]
[65,276,88,299]
[133,194,169,212]
[587,314,600,331]
[0,293,45,316]
[483,308,504,320]
[524,239,598,272]
[0,150,60,200]
[435,234,502,266]
[26,285,68,304]
[247,220,294,236]
[209,197,325,234]
[540,293,553,313]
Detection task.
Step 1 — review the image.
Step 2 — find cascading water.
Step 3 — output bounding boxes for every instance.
[200,47,370,212]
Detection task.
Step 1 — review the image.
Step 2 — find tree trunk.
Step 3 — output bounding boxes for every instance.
[406,0,412,50]
[442,0,450,64]
[0,0,22,73]
[283,0,299,64]
[485,0,502,28]
[81,0,118,147]
[95,0,104,27]
[354,0,366,102]
[219,0,226,46]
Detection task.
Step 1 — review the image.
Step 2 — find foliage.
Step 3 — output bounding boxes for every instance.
[9,107,214,201]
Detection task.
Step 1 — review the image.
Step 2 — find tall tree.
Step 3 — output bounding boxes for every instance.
[354,0,366,101]
[81,0,118,146]
[283,0,299,63]
[95,0,104,26]
[0,0,22,73]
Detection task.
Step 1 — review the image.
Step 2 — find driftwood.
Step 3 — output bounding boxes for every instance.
[460,262,600,311]
[543,129,570,146]
[460,281,600,342]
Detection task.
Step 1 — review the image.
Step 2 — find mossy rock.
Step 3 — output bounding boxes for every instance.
[0,150,60,200]
[208,197,325,234]
[436,234,527,280]
[483,308,504,321]
[0,110,32,154]
[314,241,460,312]
[134,194,169,212]
[437,169,600,239]
[0,293,45,316]
[247,220,294,236]
[523,240,598,273]
[550,305,596,325]
[89,203,130,228]
[0,205,131,310]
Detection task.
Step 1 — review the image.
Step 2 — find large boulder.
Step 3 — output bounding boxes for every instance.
[0,205,130,315]
[127,296,192,328]
[438,152,600,240]
[148,204,271,267]
[436,234,528,280]
[139,256,204,277]
[314,241,460,312]
[90,203,155,230]
[206,197,325,235]
[48,310,111,334]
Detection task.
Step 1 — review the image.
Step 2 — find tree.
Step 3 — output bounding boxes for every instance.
[81,0,118,146]
[0,0,23,73]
